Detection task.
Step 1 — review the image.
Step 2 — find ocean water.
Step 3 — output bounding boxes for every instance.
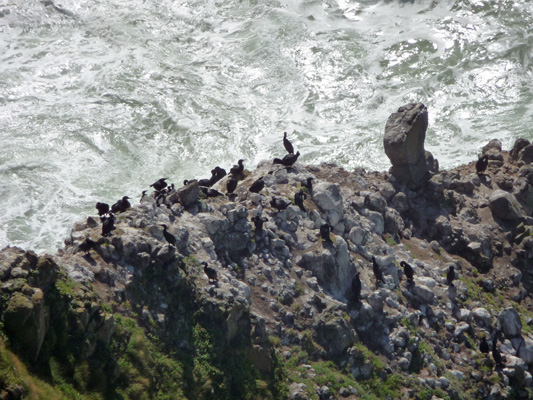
[0,0,532,252]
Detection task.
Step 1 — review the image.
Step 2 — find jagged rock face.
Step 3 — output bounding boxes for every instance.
[489,190,523,221]
[383,103,430,189]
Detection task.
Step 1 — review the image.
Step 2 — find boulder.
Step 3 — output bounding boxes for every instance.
[177,180,200,207]
[489,190,523,221]
[383,103,430,189]
[500,307,522,338]
[519,144,533,164]
[510,138,530,163]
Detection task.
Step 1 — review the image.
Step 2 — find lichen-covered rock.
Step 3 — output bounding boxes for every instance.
[510,138,530,163]
[2,290,47,360]
[383,103,430,189]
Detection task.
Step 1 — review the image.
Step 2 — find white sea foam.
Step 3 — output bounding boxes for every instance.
[0,0,532,252]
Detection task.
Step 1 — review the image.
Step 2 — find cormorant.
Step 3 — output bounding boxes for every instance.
[270,196,292,212]
[210,166,227,185]
[96,202,109,216]
[294,190,307,212]
[352,272,361,303]
[78,237,97,253]
[480,337,490,354]
[372,256,385,284]
[202,188,224,198]
[320,223,333,243]
[492,338,503,367]
[198,177,212,187]
[401,261,414,282]
[150,178,169,192]
[140,190,147,201]
[111,196,131,213]
[251,216,268,233]
[229,159,245,176]
[301,177,313,193]
[273,151,300,167]
[249,177,265,193]
[226,177,238,194]
[202,262,218,284]
[476,155,489,174]
[447,265,456,285]
[101,213,115,236]
[283,131,294,154]
[161,224,176,248]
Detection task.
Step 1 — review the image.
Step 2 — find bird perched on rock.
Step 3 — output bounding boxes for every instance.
[249,177,265,193]
[140,190,147,201]
[202,262,218,284]
[270,196,292,212]
[96,202,109,216]
[294,190,307,212]
[252,216,268,233]
[372,256,385,285]
[226,177,238,195]
[111,196,131,213]
[202,188,224,198]
[283,131,294,154]
[150,178,169,192]
[273,151,300,167]
[320,223,333,243]
[400,261,414,282]
[476,155,489,174]
[447,265,456,285]
[352,272,362,303]
[161,224,176,248]
[210,166,227,185]
[101,213,115,236]
[492,337,503,367]
[229,159,245,176]
[78,237,97,253]
[479,337,490,354]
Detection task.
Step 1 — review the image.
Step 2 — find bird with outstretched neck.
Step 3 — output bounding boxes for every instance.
[283,131,294,154]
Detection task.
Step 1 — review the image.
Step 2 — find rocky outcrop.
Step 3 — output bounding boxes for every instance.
[2,108,533,399]
[383,103,431,189]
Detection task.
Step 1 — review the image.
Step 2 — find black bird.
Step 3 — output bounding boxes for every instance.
[210,166,227,185]
[400,261,414,282]
[202,188,224,198]
[447,265,456,285]
[202,262,218,284]
[198,177,212,187]
[249,177,265,193]
[111,196,131,213]
[320,223,333,243]
[372,256,385,284]
[101,213,115,236]
[150,178,169,192]
[492,338,503,367]
[273,151,300,167]
[294,190,307,212]
[140,190,147,201]
[270,196,292,212]
[161,224,176,248]
[476,155,489,174]
[283,131,294,154]
[301,177,313,193]
[78,237,97,253]
[229,159,245,176]
[252,216,268,233]
[226,177,238,194]
[480,337,490,354]
[96,202,109,216]
[352,272,362,303]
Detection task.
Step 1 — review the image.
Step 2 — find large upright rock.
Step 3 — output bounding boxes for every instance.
[384,103,430,189]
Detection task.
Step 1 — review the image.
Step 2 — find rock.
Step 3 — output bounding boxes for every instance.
[2,290,47,360]
[519,144,533,164]
[500,307,522,338]
[383,103,430,189]
[178,180,200,207]
[472,307,492,328]
[412,284,435,304]
[482,139,502,154]
[384,207,405,236]
[314,316,356,358]
[312,182,343,224]
[489,190,523,221]
[289,382,309,400]
[510,138,530,163]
